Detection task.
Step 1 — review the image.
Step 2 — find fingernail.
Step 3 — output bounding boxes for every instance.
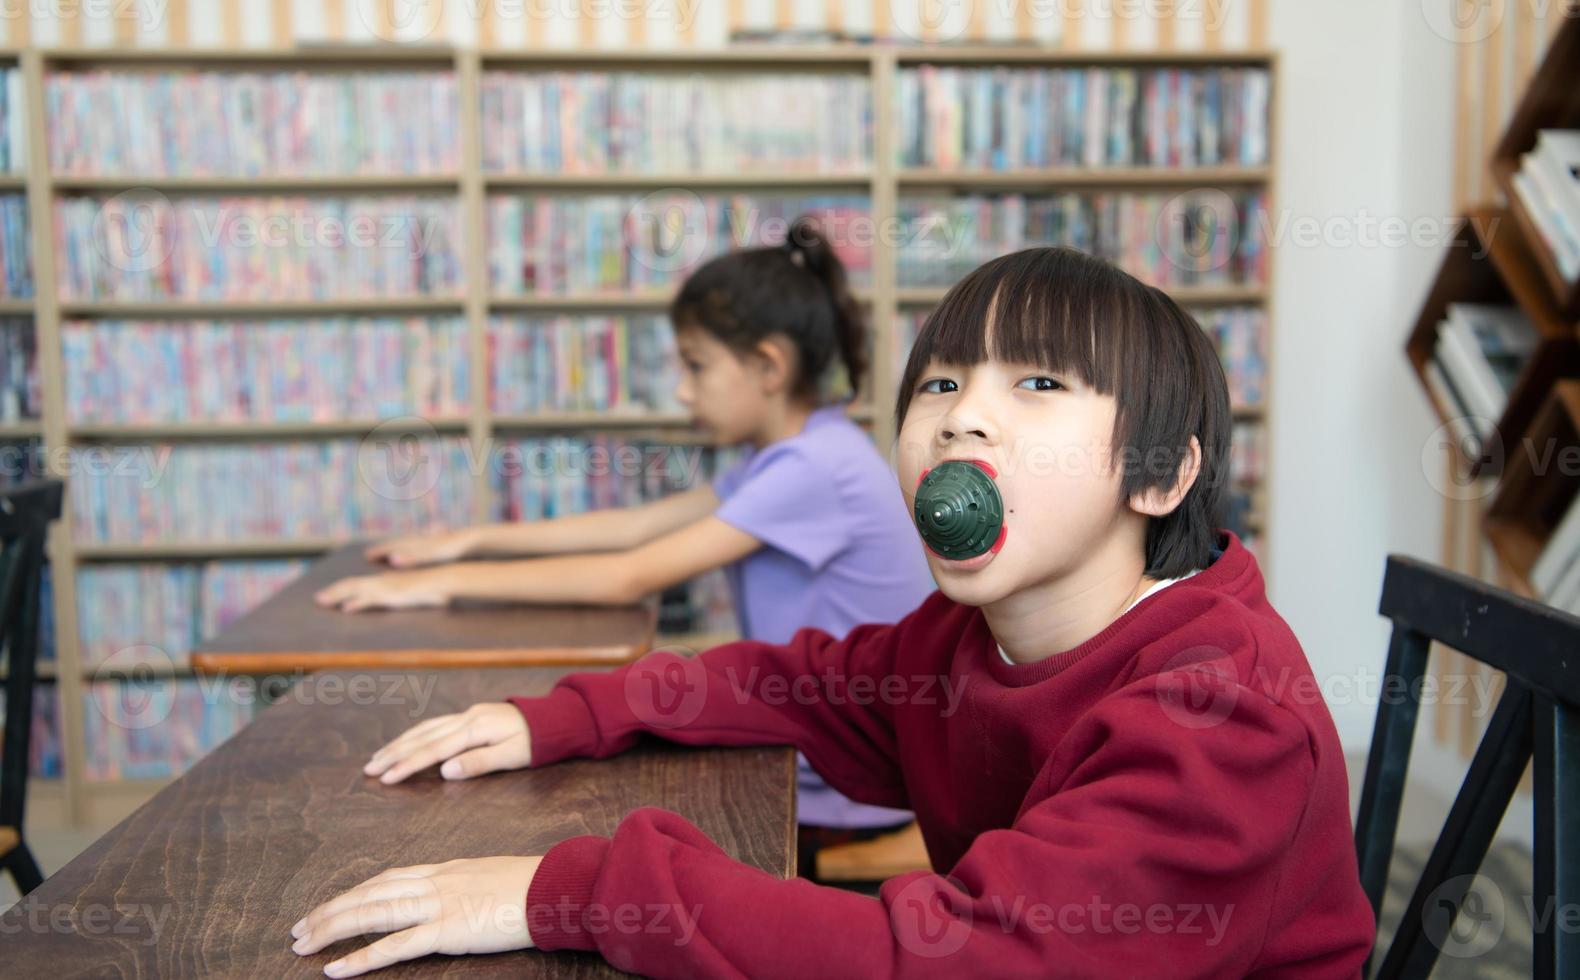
[325,961,346,977]
[292,937,308,954]
[291,918,306,937]
[441,760,460,779]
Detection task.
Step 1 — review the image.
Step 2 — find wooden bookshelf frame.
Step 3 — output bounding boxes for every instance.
[3,44,1278,824]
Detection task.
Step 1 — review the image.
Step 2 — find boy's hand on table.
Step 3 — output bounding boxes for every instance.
[364,529,475,568]
[313,570,451,613]
[364,703,533,784]
[290,855,543,977]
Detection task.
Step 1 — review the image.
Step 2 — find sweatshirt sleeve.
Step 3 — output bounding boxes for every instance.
[508,599,930,812]
[522,668,1371,980]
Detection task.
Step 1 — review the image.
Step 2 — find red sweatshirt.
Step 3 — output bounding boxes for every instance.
[509,530,1376,978]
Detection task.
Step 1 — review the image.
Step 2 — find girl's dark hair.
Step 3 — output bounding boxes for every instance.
[894,247,1231,579]
[669,215,868,402]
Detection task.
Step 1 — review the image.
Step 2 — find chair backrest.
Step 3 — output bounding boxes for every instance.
[1354,553,1579,980]
[0,479,63,834]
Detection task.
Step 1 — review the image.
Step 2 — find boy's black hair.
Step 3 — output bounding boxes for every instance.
[894,247,1231,579]
[669,216,867,403]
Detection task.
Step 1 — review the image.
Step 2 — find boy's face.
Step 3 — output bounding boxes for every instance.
[896,354,1134,608]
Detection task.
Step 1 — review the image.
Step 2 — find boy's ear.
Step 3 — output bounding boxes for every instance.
[1128,435,1203,518]
[749,336,796,395]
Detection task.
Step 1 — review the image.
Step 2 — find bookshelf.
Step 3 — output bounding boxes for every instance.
[1406,14,1580,613]
[0,44,1278,824]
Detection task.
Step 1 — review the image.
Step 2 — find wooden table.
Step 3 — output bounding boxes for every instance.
[0,668,797,977]
[191,544,656,674]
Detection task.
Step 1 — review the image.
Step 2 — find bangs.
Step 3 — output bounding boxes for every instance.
[897,247,1190,423]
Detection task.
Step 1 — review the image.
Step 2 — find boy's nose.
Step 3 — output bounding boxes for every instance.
[937,409,996,445]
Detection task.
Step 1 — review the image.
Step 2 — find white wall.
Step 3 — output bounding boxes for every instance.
[1266,0,1536,846]
[1264,0,1457,751]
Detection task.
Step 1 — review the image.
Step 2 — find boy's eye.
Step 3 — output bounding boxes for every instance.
[917,378,958,394]
[1016,376,1064,392]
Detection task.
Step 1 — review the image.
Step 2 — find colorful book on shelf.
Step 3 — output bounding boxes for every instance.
[68,437,475,545]
[489,314,681,415]
[76,560,308,669]
[55,195,464,302]
[47,69,459,176]
[898,65,1270,171]
[62,316,470,424]
[0,67,24,175]
[486,193,874,295]
[894,189,1268,289]
[481,70,872,175]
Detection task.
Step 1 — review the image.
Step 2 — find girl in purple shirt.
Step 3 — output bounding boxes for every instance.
[315,217,935,874]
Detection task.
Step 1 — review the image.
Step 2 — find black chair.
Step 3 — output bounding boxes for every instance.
[0,478,63,896]
[1354,554,1578,979]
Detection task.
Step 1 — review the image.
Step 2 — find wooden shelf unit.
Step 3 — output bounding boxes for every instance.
[3,44,1278,823]
[1489,11,1580,317]
[1408,14,1580,602]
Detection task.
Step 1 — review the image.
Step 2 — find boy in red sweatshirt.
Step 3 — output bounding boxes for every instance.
[291,247,1377,978]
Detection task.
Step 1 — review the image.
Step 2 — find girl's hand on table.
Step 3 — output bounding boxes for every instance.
[313,569,451,613]
[364,529,476,568]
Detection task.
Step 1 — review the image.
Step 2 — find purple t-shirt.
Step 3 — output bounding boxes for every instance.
[713,403,935,828]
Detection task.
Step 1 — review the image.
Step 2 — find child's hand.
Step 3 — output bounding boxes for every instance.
[313,570,450,613]
[365,529,475,568]
[364,703,532,783]
[290,855,543,977]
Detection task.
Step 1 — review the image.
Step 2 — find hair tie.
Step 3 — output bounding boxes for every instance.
[783,239,806,267]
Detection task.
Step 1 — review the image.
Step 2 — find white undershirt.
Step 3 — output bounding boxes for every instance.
[997,568,1203,665]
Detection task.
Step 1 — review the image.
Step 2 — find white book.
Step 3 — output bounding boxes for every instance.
[1513,168,1580,280]
[1545,538,1580,613]
[1534,129,1580,245]
[1423,357,1483,460]
[1436,316,1503,426]
[1443,302,1539,417]
[1532,491,1580,595]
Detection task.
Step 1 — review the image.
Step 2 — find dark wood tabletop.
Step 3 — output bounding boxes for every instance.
[0,668,797,977]
[190,544,656,675]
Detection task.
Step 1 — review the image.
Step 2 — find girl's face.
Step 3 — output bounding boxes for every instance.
[896,355,1132,608]
[673,326,781,445]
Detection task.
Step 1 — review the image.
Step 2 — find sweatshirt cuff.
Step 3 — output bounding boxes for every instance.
[507,686,600,766]
[525,835,612,953]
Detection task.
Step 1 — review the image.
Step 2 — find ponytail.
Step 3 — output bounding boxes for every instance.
[784,217,869,400]
[670,214,869,403]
